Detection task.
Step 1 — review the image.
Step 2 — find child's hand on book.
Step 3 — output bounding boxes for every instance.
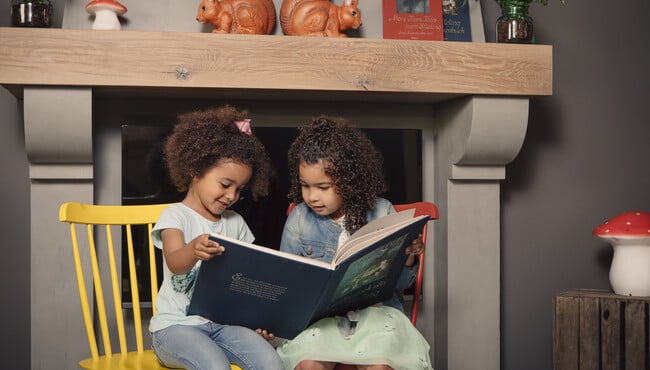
[405,234,424,267]
[191,234,226,261]
[255,328,276,341]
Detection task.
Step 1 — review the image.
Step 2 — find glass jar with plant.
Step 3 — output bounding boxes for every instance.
[10,0,53,27]
[496,0,536,43]
[466,0,567,43]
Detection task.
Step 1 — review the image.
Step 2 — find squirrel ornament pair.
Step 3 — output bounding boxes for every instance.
[196,0,362,37]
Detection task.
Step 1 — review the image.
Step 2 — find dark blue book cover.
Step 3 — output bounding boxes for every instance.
[187,212,429,339]
[443,0,472,41]
[187,238,331,339]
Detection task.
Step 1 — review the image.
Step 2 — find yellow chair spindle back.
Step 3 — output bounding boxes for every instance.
[60,202,244,370]
[125,223,145,353]
[85,223,113,357]
[148,223,158,316]
[105,223,128,356]
[60,202,168,365]
[69,223,100,362]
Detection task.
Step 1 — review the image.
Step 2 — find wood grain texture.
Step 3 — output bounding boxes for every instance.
[554,295,579,370]
[0,28,552,98]
[601,298,622,370]
[554,290,650,370]
[579,297,600,370]
[624,300,646,370]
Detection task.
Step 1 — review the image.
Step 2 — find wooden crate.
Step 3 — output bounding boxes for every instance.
[554,289,650,370]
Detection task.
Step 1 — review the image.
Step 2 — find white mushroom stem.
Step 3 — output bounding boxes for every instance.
[91,8,122,30]
[607,238,650,296]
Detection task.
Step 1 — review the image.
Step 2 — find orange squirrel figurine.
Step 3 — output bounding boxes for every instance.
[196,0,276,34]
[280,0,362,37]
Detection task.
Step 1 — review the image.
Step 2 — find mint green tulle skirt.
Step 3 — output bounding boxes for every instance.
[276,305,433,370]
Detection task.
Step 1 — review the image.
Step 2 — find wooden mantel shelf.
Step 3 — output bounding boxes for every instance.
[0,27,551,101]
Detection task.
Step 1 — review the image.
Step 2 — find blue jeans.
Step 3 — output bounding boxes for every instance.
[151,322,283,370]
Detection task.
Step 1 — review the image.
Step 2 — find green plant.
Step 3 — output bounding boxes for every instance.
[498,0,567,5]
[463,0,568,6]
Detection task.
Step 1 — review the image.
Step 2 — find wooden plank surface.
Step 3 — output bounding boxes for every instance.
[558,289,650,302]
[555,290,650,370]
[554,295,579,370]
[601,298,621,370]
[579,297,600,370]
[625,300,646,370]
[0,28,552,97]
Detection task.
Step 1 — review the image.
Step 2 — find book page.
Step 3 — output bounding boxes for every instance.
[209,233,333,269]
[334,233,387,264]
[346,209,415,242]
[334,213,426,264]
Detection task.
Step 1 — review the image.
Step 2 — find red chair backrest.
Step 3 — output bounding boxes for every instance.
[393,202,438,325]
[285,201,438,325]
[286,201,437,370]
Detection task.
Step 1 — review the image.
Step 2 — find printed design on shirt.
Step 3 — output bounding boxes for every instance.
[171,266,197,295]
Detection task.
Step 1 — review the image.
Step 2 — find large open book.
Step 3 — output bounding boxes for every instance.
[187,209,430,338]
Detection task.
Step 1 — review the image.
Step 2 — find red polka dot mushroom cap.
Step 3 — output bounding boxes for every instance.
[85,0,127,16]
[592,211,650,239]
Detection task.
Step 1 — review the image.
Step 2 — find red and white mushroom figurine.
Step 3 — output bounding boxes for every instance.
[592,211,650,296]
[85,0,127,30]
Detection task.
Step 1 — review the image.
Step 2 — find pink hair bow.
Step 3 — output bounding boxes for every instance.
[235,119,252,136]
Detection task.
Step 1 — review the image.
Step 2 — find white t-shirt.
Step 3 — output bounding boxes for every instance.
[148,203,254,333]
[333,215,350,247]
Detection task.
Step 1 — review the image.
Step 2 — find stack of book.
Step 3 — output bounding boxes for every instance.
[382,0,472,41]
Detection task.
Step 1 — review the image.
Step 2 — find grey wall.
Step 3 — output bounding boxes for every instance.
[2,1,650,370]
[489,1,650,369]
[0,86,30,367]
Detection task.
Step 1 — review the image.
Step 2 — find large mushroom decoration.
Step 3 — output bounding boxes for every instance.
[592,211,650,296]
[86,0,127,30]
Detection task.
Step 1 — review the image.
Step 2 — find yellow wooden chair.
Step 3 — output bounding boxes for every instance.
[59,202,242,370]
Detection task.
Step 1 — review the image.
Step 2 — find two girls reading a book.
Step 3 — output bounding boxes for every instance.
[277,116,433,370]
[148,106,283,370]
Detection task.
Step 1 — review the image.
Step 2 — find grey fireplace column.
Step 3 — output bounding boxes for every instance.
[24,87,528,370]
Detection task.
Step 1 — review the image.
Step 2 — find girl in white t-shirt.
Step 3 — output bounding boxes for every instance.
[149,105,282,370]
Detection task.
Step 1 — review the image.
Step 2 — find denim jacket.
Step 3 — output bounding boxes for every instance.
[279,197,417,312]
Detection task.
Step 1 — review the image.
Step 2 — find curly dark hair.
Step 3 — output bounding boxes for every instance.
[287,115,387,232]
[164,105,273,200]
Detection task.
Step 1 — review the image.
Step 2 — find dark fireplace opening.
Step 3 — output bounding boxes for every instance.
[121,125,423,304]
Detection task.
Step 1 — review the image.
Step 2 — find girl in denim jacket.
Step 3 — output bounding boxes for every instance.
[276,116,433,370]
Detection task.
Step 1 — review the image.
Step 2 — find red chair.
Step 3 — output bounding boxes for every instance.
[286,201,438,370]
[393,202,439,325]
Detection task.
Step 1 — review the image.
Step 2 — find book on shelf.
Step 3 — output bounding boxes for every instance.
[187,209,431,339]
[382,0,444,41]
[443,0,472,41]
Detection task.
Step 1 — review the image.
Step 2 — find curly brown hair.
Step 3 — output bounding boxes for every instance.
[287,115,387,232]
[164,105,273,200]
